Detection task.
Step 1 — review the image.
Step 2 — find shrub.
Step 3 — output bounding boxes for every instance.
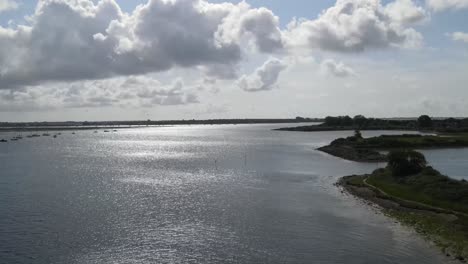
[387,150,427,177]
[418,115,433,128]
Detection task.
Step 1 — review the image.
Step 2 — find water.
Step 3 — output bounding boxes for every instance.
[0,124,464,264]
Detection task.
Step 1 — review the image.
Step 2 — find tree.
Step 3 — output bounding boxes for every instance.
[324,116,339,126]
[418,115,433,128]
[387,150,427,177]
[353,115,367,128]
[342,116,353,126]
[354,129,363,139]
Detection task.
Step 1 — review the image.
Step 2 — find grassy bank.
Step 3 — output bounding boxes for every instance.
[367,167,468,214]
[340,168,468,262]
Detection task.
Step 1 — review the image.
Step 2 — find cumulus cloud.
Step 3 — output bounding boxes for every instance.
[215,3,284,53]
[426,0,468,11]
[451,32,468,43]
[0,0,287,89]
[385,0,429,25]
[0,0,429,92]
[238,58,287,92]
[284,0,424,53]
[320,59,355,78]
[0,76,200,111]
[0,0,18,13]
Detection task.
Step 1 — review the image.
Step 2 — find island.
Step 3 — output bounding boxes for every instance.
[318,131,468,162]
[338,150,468,262]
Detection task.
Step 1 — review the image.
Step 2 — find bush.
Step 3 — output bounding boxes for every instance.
[387,150,427,177]
[418,115,433,128]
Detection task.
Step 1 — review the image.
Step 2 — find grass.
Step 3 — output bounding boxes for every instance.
[347,175,365,186]
[367,168,468,214]
[341,168,468,261]
[355,134,468,149]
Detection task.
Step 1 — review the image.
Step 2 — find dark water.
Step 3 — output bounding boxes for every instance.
[0,124,464,263]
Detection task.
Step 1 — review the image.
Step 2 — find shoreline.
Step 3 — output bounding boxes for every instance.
[338,174,468,262]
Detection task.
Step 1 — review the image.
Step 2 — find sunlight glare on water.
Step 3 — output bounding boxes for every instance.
[0,124,462,263]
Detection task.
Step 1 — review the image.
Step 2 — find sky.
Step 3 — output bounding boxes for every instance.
[0,0,467,122]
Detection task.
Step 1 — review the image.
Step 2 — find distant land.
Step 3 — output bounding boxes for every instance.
[0,117,322,132]
[277,115,468,133]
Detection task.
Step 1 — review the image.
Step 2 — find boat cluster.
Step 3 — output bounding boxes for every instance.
[94,130,118,133]
[1,132,71,143]
[1,129,118,143]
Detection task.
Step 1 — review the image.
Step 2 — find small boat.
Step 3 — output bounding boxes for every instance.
[42,133,50,136]
[104,130,110,133]
[31,134,41,137]
[113,130,117,132]
[72,132,76,135]
[53,135,57,138]
[11,138,18,141]
[0,139,7,143]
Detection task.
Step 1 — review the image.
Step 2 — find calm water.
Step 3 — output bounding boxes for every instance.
[0,124,465,264]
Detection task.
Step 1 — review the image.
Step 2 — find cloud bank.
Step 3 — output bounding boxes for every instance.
[0,0,426,91]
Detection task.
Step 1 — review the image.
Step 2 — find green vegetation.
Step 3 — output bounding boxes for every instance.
[418,115,433,129]
[387,150,427,176]
[367,166,468,215]
[318,133,468,162]
[357,134,468,149]
[339,151,468,261]
[277,114,468,133]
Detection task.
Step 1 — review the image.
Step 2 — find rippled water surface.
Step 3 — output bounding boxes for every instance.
[0,124,465,263]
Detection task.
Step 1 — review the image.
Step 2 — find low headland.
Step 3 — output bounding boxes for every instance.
[277,115,468,134]
[318,131,468,162]
[338,150,468,262]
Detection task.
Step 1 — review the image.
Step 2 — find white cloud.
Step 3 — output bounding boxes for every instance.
[426,0,468,11]
[385,0,429,25]
[238,58,287,92]
[320,59,355,78]
[0,0,18,13]
[0,76,201,111]
[0,0,284,89]
[284,0,424,53]
[451,32,468,43]
[0,0,429,93]
[215,3,284,53]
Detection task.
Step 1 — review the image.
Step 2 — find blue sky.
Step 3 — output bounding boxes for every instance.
[0,0,467,121]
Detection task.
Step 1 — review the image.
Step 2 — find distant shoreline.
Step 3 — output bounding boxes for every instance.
[0,118,322,132]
